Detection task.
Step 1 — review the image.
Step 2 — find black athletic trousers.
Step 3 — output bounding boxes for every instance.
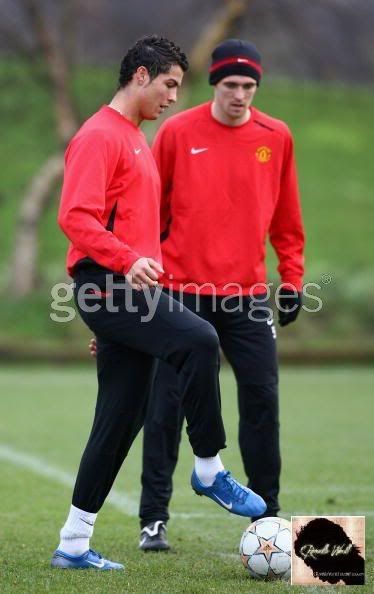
[71,266,226,513]
[140,292,280,527]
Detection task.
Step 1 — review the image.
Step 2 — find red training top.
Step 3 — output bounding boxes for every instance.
[58,105,162,277]
[152,102,305,295]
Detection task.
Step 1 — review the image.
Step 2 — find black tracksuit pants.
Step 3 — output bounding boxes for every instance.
[71,266,226,513]
[139,292,280,527]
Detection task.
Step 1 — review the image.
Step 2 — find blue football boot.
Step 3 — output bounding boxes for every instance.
[51,548,124,570]
[191,469,266,517]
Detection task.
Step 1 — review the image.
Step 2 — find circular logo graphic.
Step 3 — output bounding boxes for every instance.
[255,146,272,163]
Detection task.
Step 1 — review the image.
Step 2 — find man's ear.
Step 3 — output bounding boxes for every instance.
[135,66,149,85]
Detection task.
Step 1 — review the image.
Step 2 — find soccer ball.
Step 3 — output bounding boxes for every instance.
[239,517,291,580]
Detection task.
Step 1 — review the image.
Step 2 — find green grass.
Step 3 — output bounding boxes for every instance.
[0,364,373,592]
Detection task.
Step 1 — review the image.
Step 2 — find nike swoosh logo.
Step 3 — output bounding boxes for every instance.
[140,520,164,538]
[87,559,105,568]
[214,495,232,510]
[191,147,208,155]
[134,148,142,154]
[80,518,94,526]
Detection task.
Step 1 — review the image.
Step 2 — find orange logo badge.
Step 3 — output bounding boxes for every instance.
[255,146,272,163]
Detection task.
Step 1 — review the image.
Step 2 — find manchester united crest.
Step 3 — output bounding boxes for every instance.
[255,146,272,163]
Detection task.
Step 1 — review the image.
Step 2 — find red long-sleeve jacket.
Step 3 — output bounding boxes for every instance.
[152,102,305,295]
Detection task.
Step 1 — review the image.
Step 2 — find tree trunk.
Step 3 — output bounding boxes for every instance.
[23,0,79,143]
[188,0,250,76]
[7,154,64,298]
[145,0,251,142]
[6,0,80,297]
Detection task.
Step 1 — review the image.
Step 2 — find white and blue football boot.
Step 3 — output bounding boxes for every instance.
[191,469,266,517]
[51,548,124,570]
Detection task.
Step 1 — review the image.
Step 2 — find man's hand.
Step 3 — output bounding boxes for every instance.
[89,337,97,357]
[277,288,302,327]
[125,257,164,290]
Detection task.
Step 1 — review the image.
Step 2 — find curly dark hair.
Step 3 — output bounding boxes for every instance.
[118,35,188,88]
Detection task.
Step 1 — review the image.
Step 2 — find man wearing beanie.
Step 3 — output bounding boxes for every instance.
[90,38,305,551]
[209,38,263,85]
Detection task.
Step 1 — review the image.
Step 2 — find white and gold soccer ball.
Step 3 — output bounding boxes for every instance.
[239,517,291,580]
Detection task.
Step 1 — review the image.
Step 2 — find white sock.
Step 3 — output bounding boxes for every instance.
[194,454,224,486]
[58,504,97,556]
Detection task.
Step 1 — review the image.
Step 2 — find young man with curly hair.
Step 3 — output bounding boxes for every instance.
[52,35,266,571]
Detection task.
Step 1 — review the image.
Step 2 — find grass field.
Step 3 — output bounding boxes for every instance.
[0,364,373,593]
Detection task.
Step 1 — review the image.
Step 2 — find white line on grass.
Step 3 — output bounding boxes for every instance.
[2,444,373,520]
[173,485,374,496]
[0,443,137,516]
[0,444,218,519]
[282,485,374,494]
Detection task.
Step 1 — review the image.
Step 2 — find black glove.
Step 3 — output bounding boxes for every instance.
[277,288,302,327]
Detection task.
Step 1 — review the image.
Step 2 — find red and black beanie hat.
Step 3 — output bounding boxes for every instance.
[209,39,262,86]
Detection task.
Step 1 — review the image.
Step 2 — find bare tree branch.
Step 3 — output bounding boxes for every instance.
[7,154,64,298]
[22,0,79,143]
[143,0,252,141]
[189,0,251,76]
[6,0,81,296]
[61,0,79,67]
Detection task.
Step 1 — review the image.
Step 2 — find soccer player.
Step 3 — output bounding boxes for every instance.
[52,36,266,571]
[136,39,305,550]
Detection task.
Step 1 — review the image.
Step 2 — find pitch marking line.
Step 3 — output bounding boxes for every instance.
[1,445,372,520]
[0,444,217,519]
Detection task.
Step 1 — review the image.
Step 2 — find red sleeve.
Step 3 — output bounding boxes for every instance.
[58,130,140,274]
[269,130,305,291]
[152,123,174,236]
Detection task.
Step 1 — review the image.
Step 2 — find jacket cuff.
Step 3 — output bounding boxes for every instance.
[111,249,141,276]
